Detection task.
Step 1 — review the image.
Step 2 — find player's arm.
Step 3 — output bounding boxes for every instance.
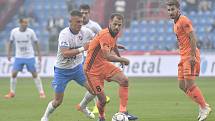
[117,44,127,50]
[182,17,196,66]
[34,41,42,62]
[7,30,14,61]
[61,42,89,57]
[7,41,13,61]
[189,31,197,57]
[188,31,197,67]
[101,41,129,65]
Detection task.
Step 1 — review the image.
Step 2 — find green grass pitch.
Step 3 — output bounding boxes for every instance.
[0,77,214,121]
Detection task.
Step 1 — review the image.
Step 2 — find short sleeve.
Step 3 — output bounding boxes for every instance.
[84,28,95,42]
[94,23,102,34]
[58,31,70,48]
[31,30,38,42]
[181,17,193,34]
[9,30,14,42]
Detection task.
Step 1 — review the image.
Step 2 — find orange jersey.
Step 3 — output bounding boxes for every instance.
[84,28,118,75]
[174,15,200,60]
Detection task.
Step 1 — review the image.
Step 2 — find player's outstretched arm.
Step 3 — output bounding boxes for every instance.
[117,44,127,50]
[103,50,129,65]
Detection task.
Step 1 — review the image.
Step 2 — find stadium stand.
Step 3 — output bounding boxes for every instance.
[0,0,214,55]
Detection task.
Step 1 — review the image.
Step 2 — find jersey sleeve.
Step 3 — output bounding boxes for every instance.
[58,31,70,48]
[181,17,193,34]
[84,28,95,42]
[31,30,39,42]
[9,30,15,42]
[94,23,102,34]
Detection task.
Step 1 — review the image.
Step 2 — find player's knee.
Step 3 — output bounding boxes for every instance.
[31,72,38,78]
[119,77,129,87]
[53,99,63,107]
[11,72,17,78]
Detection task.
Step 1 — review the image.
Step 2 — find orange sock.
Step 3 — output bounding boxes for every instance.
[97,101,105,118]
[119,86,128,112]
[186,85,207,108]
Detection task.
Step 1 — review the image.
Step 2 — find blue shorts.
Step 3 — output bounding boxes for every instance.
[12,58,36,72]
[52,64,86,93]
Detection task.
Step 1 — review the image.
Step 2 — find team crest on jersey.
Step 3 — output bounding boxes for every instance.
[78,36,83,41]
[26,34,30,38]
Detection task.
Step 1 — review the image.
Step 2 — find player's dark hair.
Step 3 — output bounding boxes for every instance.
[110,13,124,22]
[79,4,90,10]
[19,17,28,23]
[166,0,180,8]
[70,10,82,17]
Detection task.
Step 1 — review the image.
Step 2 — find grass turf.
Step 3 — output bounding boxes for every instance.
[0,77,214,121]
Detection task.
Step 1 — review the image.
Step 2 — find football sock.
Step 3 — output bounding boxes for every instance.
[186,85,207,109]
[97,101,105,118]
[10,77,17,93]
[79,91,95,108]
[33,76,44,93]
[43,101,56,118]
[119,86,128,112]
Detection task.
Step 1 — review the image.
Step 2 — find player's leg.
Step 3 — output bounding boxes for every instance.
[41,67,69,121]
[41,93,64,121]
[27,58,45,98]
[183,60,211,120]
[5,58,23,99]
[84,72,106,120]
[73,64,95,119]
[108,71,138,120]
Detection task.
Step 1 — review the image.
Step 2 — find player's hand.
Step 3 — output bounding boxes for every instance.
[83,42,90,51]
[117,44,127,50]
[121,57,130,65]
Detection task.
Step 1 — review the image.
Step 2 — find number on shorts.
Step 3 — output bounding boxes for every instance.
[96,86,101,92]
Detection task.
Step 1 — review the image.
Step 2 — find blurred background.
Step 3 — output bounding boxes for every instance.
[0,0,215,56]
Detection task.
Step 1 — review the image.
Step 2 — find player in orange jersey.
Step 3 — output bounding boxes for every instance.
[166,0,211,121]
[84,13,138,121]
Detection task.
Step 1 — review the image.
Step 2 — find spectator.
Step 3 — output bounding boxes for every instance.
[47,17,64,53]
[198,0,211,12]
[183,0,198,12]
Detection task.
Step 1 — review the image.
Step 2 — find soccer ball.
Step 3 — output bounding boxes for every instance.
[112,112,129,121]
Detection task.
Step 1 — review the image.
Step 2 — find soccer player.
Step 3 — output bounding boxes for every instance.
[166,0,212,121]
[40,10,95,121]
[84,13,138,121]
[77,4,110,114]
[5,17,46,99]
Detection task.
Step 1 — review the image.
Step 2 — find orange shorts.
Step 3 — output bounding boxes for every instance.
[85,62,121,94]
[178,59,200,81]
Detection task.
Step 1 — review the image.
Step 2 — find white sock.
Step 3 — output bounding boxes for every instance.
[43,101,56,118]
[79,91,95,108]
[10,77,17,93]
[33,76,44,93]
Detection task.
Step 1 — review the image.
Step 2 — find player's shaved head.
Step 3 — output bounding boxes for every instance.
[70,10,82,17]
[166,0,180,8]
